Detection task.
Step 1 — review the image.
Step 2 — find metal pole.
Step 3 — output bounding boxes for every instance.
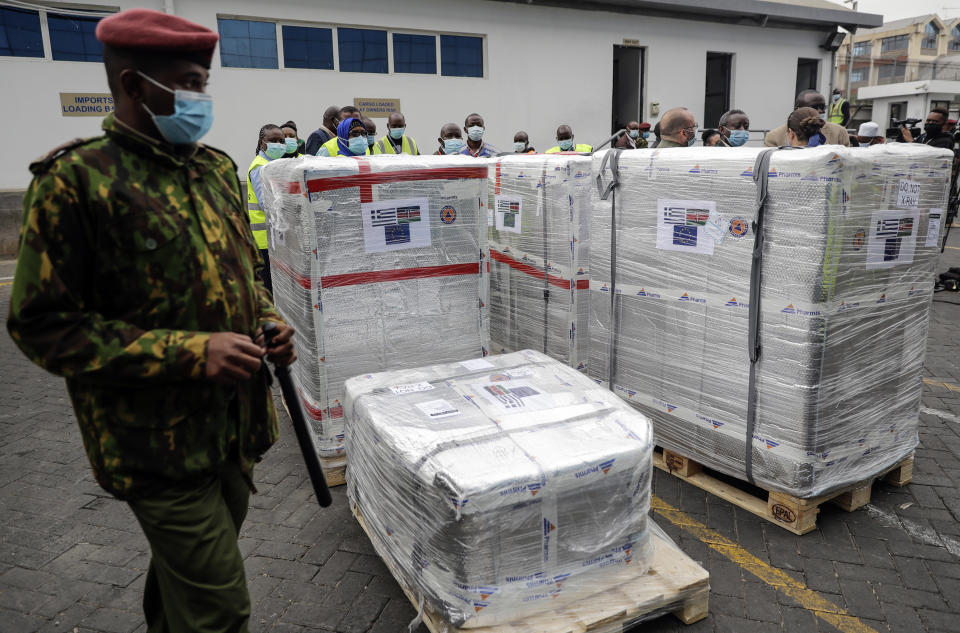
[844,0,858,113]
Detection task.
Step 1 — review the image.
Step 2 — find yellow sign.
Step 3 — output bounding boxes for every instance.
[353,97,401,118]
[622,38,641,47]
[60,93,114,117]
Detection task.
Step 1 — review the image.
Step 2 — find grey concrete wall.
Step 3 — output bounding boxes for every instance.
[0,191,23,258]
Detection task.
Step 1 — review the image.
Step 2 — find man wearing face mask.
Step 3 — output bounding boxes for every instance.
[363,118,378,151]
[717,109,750,147]
[435,123,465,155]
[247,123,287,292]
[513,130,536,153]
[7,9,296,633]
[305,105,339,156]
[765,90,850,147]
[374,112,420,155]
[460,113,500,157]
[615,121,649,149]
[901,107,956,149]
[280,120,304,157]
[657,107,699,148]
[546,125,594,153]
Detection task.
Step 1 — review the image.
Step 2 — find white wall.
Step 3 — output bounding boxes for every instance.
[0,0,834,189]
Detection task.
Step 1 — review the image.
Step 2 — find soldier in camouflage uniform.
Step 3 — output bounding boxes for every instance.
[6,9,296,633]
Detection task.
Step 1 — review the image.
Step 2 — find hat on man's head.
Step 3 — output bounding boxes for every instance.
[857,121,880,137]
[96,9,219,66]
[638,122,651,131]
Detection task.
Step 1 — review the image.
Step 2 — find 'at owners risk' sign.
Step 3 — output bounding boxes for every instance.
[60,93,114,117]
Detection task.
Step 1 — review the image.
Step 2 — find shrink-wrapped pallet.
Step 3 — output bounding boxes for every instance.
[590,144,949,498]
[488,155,592,370]
[345,350,655,628]
[260,155,489,467]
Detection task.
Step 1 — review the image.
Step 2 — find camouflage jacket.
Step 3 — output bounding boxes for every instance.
[7,114,283,500]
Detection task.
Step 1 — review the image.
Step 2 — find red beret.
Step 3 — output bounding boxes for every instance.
[639,122,651,130]
[96,9,218,64]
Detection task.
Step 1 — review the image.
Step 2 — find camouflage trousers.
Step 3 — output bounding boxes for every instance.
[128,462,252,633]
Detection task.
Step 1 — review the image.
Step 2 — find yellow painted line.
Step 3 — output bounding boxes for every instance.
[923,377,960,393]
[651,496,880,633]
[945,245,960,250]
[0,281,12,287]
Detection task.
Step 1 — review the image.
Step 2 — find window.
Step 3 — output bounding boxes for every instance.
[0,7,43,58]
[48,11,103,62]
[852,41,871,57]
[440,34,482,77]
[878,61,905,79]
[218,18,277,68]
[881,34,908,52]
[282,25,333,69]
[795,58,819,95]
[338,28,387,73]
[951,26,960,51]
[393,33,435,74]
[850,69,865,82]
[923,22,939,49]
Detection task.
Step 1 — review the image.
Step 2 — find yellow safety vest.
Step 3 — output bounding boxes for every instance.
[373,135,419,155]
[246,155,269,250]
[546,143,593,153]
[319,137,370,157]
[828,98,847,125]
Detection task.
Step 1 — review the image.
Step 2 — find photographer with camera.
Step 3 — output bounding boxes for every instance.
[900,107,956,149]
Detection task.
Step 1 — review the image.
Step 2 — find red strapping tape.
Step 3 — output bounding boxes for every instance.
[305,166,489,194]
[489,249,588,290]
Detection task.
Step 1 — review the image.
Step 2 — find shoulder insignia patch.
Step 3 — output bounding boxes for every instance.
[29,137,98,175]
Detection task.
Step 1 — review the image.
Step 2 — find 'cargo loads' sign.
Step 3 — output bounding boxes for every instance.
[60,93,114,117]
[353,97,401,118]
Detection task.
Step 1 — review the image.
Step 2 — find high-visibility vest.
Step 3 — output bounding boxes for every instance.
[246,155,269,250]
[319,137,370,157]
[373,135,419,155]
[545,143,593,153]
[828,98,847,125]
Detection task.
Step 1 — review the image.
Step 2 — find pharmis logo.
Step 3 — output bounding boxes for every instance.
[877,293,886,304]
[473,601,489,613]
[782,304,796,314]
[725,297,749,308]
[599,458,615,474]
[543,518,556,535]
[636,288,661,298]
[528,481,542,496]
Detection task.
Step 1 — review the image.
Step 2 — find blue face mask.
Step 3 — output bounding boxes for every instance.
[642,132,651,139]
[348,136,368,155]
[558,138,574,151]
[367,135,376,147]
[389,127,405,140]
[513,141,527,152]
[628,129,639,139]
[138,71,214,145]
[284,137,299,153]
[728,130,750,147]
[444,138,465,154]
[686,128,698,146]
[467,126,484,142]
[264,142,286,159]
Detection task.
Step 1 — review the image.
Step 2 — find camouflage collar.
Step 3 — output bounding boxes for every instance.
[103,114,202,168]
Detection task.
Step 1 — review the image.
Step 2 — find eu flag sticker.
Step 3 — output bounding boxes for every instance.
[384,223,411,245]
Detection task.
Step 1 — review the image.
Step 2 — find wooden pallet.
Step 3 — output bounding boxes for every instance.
[351,501,709,632]
[654,447,914,535]
[279,394,347,487]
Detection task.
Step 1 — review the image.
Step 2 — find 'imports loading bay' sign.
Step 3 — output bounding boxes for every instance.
[60,93,114,116]
[353,98,401,118]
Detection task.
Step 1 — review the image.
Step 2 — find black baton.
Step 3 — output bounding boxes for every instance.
[262,322,333,507]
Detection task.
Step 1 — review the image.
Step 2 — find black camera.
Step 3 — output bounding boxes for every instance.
[886,118,922,142]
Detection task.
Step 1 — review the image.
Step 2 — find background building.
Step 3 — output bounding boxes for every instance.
[0,0,880,197]
[837,13,960,129]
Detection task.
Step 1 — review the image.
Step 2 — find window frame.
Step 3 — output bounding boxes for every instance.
[337,26,389,74]
[852,41,871,57]
[439,33,485,78]
[47,9,104,63]
[0,4,113,63]
[0,6,45,59]
[391,30,438,75]
[880,34,908,53]
[280,23,336,71]
[217,17,280,69]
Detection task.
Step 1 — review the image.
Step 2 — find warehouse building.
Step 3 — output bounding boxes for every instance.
[0,0,880,194]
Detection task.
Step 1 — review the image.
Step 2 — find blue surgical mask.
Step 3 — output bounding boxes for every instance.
[389,127,405,140]
[284,137,299,153]
[467,126,484,142]
[558,138,574,151]
[687,128,698,146]
[265,142,286,159]
[642,132,650,139]
[444,138,465,154]
[513,141,527,152]
[138,71,214,145]
[728,130,750,147]
[348,136,368,154]
[367,135,376,147]
[628,129,639,139]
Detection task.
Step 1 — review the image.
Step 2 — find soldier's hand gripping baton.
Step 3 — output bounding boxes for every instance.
[262,322,333,507]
